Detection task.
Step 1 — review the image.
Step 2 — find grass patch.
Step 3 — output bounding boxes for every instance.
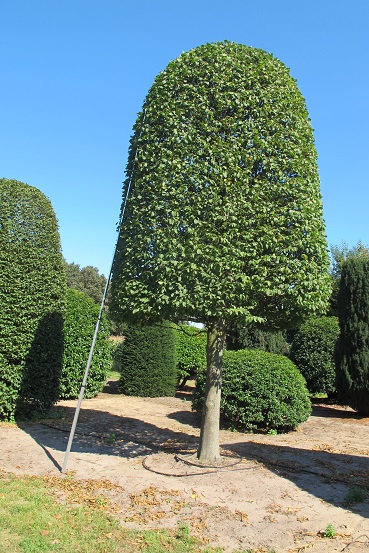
[0,473,122,553]
[108,370,121,380]
[0,472,234,552]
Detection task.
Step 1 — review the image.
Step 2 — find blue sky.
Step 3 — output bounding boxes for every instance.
[1,0,368,277]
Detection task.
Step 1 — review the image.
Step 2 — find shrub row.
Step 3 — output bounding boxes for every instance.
[0,180,112,420]
[59,288,111,399]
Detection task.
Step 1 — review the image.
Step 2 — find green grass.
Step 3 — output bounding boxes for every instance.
[0,472,254,553]
[108,370,121,380]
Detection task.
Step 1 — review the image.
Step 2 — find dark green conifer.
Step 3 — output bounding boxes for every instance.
[335,256,369,414]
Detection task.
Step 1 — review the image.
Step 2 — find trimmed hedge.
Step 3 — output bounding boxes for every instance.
[59,288,111,399]
[335,256,369,414]
[0,179,66,420]
[193,349,311,432]
[227,323,289,355]
[174,324,207,386]
[117,323,177,397]
[290,317,339,395]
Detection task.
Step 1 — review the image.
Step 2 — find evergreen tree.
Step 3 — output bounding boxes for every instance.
[335,256,369,414]
[328,242,369,316]
[63,260,106,304]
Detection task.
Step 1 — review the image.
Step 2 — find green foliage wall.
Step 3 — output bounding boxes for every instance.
[117,323,177,397]
[227,323,289,355]
[59,288,111,399]
[174,324,207,385]
[0,178,66,419]
[335,256,369,414]
[110,41,330,329]
[290,317,339,395]
[193,349,311,432]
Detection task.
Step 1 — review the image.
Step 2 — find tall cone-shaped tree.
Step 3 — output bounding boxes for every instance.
[110,42,330,463]
[335,256,369,414]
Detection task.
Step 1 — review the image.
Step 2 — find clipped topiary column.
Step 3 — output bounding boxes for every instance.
[290,317,339,395]
[110,41,331,462]
[335,256,369,414]
[59,288,111,399]
[117,323,177,397]
[0,178,66,420]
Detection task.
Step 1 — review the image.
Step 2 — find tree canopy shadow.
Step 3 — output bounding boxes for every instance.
[21,405,200,465]
[224,440,369,517]
[311,403,367,419]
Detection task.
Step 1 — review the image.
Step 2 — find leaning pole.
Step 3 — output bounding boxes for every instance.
[61,113,145,473]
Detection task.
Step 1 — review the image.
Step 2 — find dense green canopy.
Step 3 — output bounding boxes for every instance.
[0,178,65,419]
[111,41,330,328]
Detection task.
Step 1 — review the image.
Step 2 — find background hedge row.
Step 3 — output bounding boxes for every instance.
[290,317,339,395]
[173,324,207,386]
[59,288,111,399]
[116,322,177,397]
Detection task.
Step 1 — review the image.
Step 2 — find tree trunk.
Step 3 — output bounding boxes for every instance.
[197,318,226,463]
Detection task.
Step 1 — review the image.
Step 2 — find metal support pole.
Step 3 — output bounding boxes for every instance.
[61,281,109,473]
[61,109,146,473]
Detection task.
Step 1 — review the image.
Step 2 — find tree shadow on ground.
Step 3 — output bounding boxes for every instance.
[223,439,369,517]
[19,398,369,516]
[311,403,367,419]
[21,405,200,465]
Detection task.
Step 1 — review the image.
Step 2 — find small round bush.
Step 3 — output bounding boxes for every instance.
[174,324,207,386]
[117,322,177,397]
[59,288,111,399]
[193,349,311,432]
[290,317,339,395]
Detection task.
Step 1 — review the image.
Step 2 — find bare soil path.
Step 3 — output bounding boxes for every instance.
[1,380,369,552]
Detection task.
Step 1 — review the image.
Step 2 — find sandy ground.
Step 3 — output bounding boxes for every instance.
[1,379,369,552]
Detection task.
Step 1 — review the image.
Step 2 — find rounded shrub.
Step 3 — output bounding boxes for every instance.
[0,179,65,420]
[193,349,311,432]
[59,288,111,399]
[117,323,177,397]
[174,324,207,387]
[335,256,369,414]
[290,317,339,395]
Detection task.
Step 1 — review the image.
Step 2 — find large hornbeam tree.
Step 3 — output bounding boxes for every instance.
[110,41,331,463]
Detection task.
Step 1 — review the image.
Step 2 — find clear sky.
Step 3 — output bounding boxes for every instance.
[1,0,368,277]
